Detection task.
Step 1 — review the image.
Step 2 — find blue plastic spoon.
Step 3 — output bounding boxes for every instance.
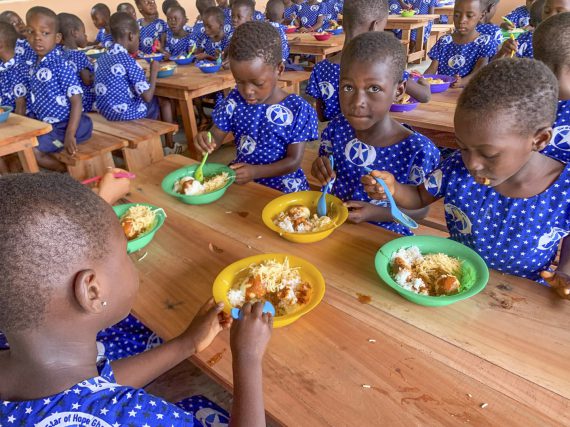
[231,301,276,319]
[317,155,335,217]
[363,166,418,229]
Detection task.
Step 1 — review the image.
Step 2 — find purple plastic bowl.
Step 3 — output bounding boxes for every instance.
[422,74,455,93]
[390,98,419,112]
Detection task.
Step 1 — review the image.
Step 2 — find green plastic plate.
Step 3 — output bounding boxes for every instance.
[375,235,489,306]
[161,163,236,205]
[113,203,166,254]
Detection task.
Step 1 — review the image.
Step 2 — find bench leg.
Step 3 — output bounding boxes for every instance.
[66,152,115,181]
[179,94,200,160]
[17,146,40,173]
[123,136,165,172]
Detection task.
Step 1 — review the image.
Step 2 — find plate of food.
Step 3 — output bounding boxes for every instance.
[140,53,164,62]
[314,32,332,41]
[161,163,235,205]
[285,25,297,34]
[113,203,166,253]
[500,28,526,40]
[196,60,222,73]
[390,94,419,112]
[262,191,348,243]
[172,55,194,65]
[0,105,13,123]
[86,48,105,59]
[375,236,489,306]
[420,74,455,93]
[213,253,325,327]
[157,64,176,78]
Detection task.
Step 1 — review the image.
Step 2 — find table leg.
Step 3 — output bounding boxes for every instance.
[17,145,40,173]
[414,24,427,64]
[179,94,200,160]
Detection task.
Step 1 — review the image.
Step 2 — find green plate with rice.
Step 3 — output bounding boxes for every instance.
[501,28,526,40]
[375,235,489,306]
[113,203,166,254]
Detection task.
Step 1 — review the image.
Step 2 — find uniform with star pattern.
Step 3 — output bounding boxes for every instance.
[191,20,206,39]
[0,56,29,112]
[15,38,36,69]
[0,359,230,426]
[542,100,570,163]
[165,28,198,57]
[284,2,300,21]
[305,59,340,122]
[504,5,530,28]
[269,21,290,62]
[197,32,231,57]
[424,151,570,281]
[428,33,497,77]
[138,18,168,54]
[296,2,328,31]
[63,49,95,112]
[213,88,318,192]
[321,115,440,235]
[410,0,438,44]
[96,28,114,49]
[476,23,503,50]
[514,30,533,58]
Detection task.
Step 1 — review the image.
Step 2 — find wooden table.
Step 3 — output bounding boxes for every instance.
[0,114,51,172]
[286,33,345,63]
[126,155,570,426]
[386,15,440,63]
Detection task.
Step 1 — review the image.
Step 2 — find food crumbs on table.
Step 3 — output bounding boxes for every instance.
[257,235,262,239]
[357,293,372,304]
[137,251,148,262]
[467,393,472,398]
[209,242,224,253]
[480,403,488,409]
[361,384,372,389]
[207,348,226,367]
[368,339,376,343]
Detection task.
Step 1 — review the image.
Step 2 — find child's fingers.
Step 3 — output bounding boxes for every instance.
[229,163,244,170]
[344,200,365,209]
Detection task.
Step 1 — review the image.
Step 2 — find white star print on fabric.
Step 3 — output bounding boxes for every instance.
[542,100,570,163]
[96,28,114,49]
[321,115,440,235]
[197,33,231,56]
[296,2,328,31]
[306,59,341,121]
[137,18,167,54]
[424,152,570,281]
[63,49,95,112]
[0,56,30,112]
[505,5,530,28]
[515,31,533,58]
[429,34,497,77]
[476,23,503,49]
[165,29,198,57]
[213,88,318,193]
[269,21,290,61]
[409,0,438,43]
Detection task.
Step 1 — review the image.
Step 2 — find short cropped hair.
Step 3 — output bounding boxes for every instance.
[57,13,84,40]
[110,11,139,40]
[202,6,225,24]
[0,11,18,24]
[341,31,407,84]
[533,12,570,70]
[0,173,114,333]
[343,0,389,34]
[197,0,216,15]
[162,0,180,15]
[529,0,545,27]
[232,0,255,13]
[167,4,187,17]
[117,2,135,12]
[0,22,19,49]
[457,58,559,136]
[265,0,284,22]
[92,3,111,17]
[228,20,282,66]
[26,6,59,32]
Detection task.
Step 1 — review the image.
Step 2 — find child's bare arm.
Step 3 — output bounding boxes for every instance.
[315,99,326,122]
[111,298,231,388]
[540,237,570,299]
[141,60,159,102]
[230,142,305,185]
[63,94,83,155]
[405,79,431,103]
[80,68,94,86]
[344,201,429,224]
[14,97,26,116]
[424,60,439,75]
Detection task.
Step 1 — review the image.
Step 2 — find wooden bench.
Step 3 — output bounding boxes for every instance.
[88,113,178,171]
[53,131,127,181]
[280,70,312,95]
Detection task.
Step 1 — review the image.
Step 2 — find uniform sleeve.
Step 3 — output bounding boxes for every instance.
[406,137,441,185]
[318,3,327,16]
[59,62,84,98]
[95,29,103,44]
[76,52,94,73]
[319,122,333,156]
[212,89,240,132]
[424,152,460,199]
[480,37,497,58]
[305,66,322,100]
[127,59,150,95]
[504,8,518,25]
[428,37,444,61]
[287,98,319,144]
[12,64,29,99]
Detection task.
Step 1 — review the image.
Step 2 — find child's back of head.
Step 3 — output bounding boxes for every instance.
[533,12,570,72]
[110,11,139,44]
[265,0,285,23]
[228,20,282,67]
[343,0,389,38]
[162,0,180,15]
[0,21,19,54]
[57,13,87,47]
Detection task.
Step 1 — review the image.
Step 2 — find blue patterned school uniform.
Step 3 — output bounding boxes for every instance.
[424,152,570,281]
[297,2,327,30]
[321,115,440,235]
[222,7,234,35]
[63,49,95,112]
[515,30,533,58]
[192,19,206,39]
[165,29,197,56]
[321,0,337,30]
[410,0,438,43]
[95,28,114,49]
[0,359,230,427]
[476,23,503,49]
[305,59,340,121]
[269,21,290,61]
[138,18,167,54]
[428,33,497,77]
[542,100,570,164]
[14,38,36,67]
[95,43,154,121]
[505,5,530,28]
[199,33,231,56]
[0,57,29,111]
[213,89,318,192]
[284,2,300,21]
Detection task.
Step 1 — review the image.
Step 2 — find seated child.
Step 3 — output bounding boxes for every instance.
[295,0,328,32]
[476,0,503,49]
[0,22,29,115]
[425,0,497,87]
[312,31,439,234]
[306,0,430,122]
[362,58,570,298]
[0,172,273,424]
[164,4,197,58]
[191,0,216,40]
[58,13,95,113]
[95,12,161,121]
[231,0,255,32]
[283,0,301,25]
[91,3,114,48]
[534,12,570,164]
[195,6,231,61]
[0,11,36,67]
[266,0,291,62]
[501,0,533,29]
[195,21,318,193]
[26,6,93,172]
[117,2,138,20]
[496,0,545,59]
[135,0,167,54]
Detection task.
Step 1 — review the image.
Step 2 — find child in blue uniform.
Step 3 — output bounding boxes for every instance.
[90,3,114,48]
[534,12,570,164]
[195,7,230,60]
[295,0,327,32]
[163,5,197,58]
[283,0,300,24]
[195,21,318,193]
[135,0,167,54]
[58,14,95,113]
[501,0,533,28]
[0,23,28,115]
[26,7,93,172]
[306,0,430,122]
[363,58,570,298]
[0,11,36,68]
[312,32,439,234]
[230,0,255,33]
[496,0,545,58]
[0,172,273,425]
[476,0,503,49]
[266,0,291,62]
[117,2,138,20]
[191,0,216,40]
[425,0,497,87]
[409,0,438,52]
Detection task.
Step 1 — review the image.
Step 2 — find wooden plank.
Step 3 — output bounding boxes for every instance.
[391,102,456,134]
[89,114,178,146]
[0,114,52,145]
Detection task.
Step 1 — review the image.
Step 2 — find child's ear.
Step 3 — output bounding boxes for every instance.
[73,269,106,314]
[56,32,62,44]
[276,61,285,77]
[532,126,553,151]
[393,81,407,103]
[370,17,388,32]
